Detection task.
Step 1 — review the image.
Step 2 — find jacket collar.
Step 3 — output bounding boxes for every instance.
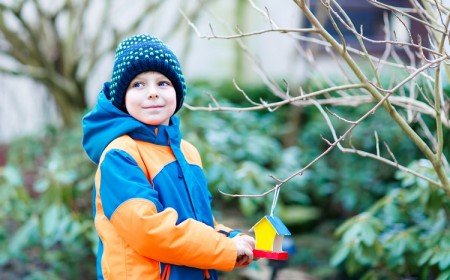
[128,116,182,147]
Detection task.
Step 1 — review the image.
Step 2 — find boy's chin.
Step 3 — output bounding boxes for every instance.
[139,117,171,126]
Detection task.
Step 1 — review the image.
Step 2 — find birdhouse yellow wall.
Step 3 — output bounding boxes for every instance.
[254,219,277,251]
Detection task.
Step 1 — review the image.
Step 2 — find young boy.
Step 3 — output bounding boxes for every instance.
[82,34,255,279]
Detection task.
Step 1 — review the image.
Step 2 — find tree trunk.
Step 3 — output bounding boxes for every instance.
[47,83,87,127]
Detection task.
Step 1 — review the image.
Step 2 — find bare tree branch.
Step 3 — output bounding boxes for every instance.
[321,103,442,189]
[219,83,417,197]
[294,0,450,190]
[433,13,450,164]
[194,0,450,197]
[369,0,447,34]
[181,10,316,40]
[184,83,366,112]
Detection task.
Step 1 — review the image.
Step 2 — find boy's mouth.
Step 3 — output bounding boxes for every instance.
[142,105,164,109]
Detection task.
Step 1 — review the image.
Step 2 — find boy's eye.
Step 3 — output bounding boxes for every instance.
[158,80,172,87]
[131,81,145,88]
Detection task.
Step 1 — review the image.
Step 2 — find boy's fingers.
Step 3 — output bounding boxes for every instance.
[242,235,255,248]
[234,234,255,263]
[238,247,252,258]
[237,255,248,263]
[236,255,252,267]
[247,238,255,248]
[242,247,253,260]
[239,256,250,266]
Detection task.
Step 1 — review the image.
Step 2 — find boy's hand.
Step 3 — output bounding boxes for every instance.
[232,235,255,267]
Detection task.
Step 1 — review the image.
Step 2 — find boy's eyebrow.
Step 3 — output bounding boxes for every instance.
[132,76,146,82]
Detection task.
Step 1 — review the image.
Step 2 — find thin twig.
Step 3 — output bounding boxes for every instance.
[326,107,358,124]
[375,131,380,157]
[384,141,398,164]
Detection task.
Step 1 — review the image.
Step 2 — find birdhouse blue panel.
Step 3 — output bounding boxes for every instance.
[266,215,291,236]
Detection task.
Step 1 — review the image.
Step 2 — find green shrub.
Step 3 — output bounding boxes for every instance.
[332,159,450,279]
[0,125,96,279]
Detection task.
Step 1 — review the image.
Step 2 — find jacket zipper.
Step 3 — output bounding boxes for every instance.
[169,139,198,220]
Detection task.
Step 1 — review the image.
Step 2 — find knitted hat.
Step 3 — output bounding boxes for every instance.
[109,34,186,113]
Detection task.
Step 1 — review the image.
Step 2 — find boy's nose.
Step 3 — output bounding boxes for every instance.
[146,88,159,99]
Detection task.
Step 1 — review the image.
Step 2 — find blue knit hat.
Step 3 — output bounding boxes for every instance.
[109,34,186,113]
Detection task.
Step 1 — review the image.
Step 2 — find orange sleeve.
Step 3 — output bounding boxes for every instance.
[214,220,233,232]
[110,199,237,271]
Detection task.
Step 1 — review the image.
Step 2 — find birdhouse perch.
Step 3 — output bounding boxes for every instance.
[249,215,291,261]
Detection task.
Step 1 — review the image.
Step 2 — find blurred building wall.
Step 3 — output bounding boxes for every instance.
[0,0,304,143]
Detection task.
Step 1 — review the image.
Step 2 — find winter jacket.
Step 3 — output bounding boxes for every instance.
[82,83,239,280]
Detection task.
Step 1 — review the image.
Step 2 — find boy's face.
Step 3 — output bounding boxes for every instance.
[125,71,177,126]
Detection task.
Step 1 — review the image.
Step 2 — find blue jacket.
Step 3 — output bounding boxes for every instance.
[82,83,239,279]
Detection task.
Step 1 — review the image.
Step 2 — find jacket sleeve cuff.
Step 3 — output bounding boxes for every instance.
[228,230,241,238]
[217,229,241,238]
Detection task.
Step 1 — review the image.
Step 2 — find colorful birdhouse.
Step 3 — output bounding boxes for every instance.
[249,215,291,260]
